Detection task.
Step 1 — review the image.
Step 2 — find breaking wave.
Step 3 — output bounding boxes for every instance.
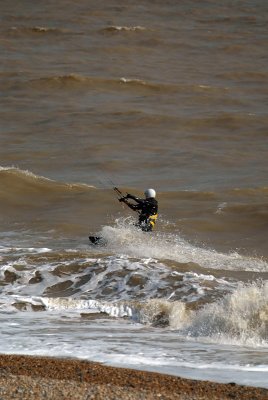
[8,281,268,346]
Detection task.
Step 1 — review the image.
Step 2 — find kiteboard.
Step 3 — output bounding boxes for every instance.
[89,236,106,246]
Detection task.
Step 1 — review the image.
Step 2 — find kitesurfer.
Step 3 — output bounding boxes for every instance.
[119,188,158,232]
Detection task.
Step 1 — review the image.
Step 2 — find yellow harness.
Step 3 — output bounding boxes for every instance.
[148,213,158,229]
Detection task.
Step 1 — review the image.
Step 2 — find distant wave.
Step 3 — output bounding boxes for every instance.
[8,24,148,37]
[101,25,146,33]
[16,72,234,97]
[28,74,176,93]
[9,26,72,35]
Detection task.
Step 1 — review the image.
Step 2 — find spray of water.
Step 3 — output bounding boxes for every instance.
[98,217,268,272]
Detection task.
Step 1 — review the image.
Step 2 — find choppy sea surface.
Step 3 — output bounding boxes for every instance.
[0,0,267,389]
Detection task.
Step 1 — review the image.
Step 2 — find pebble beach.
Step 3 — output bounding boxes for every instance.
[0,355,267,400]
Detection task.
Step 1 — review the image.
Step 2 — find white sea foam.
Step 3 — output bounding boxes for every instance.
[9,280,267,347]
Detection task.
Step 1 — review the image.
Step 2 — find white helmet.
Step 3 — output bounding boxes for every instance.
[144,188,156,198]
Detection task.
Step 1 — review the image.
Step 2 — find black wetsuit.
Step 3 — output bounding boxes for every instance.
[121,194,158,232]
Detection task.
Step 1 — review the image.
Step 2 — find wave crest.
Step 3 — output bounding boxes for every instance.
[0,166,94,206]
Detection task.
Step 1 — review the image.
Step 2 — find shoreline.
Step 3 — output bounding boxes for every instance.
[0,354,267,399]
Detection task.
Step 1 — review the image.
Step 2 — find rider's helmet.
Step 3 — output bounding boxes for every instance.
[144,188,156,199]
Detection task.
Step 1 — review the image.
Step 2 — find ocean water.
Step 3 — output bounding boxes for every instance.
[0,0,267,389]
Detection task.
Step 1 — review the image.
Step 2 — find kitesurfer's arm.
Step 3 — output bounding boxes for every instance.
[119,195,142,211]
[125,194,144,204]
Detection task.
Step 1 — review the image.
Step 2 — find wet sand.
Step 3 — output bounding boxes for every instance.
[0,355,267,400]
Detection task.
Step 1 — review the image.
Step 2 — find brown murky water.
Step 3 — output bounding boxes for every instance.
[0,0,267,388]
